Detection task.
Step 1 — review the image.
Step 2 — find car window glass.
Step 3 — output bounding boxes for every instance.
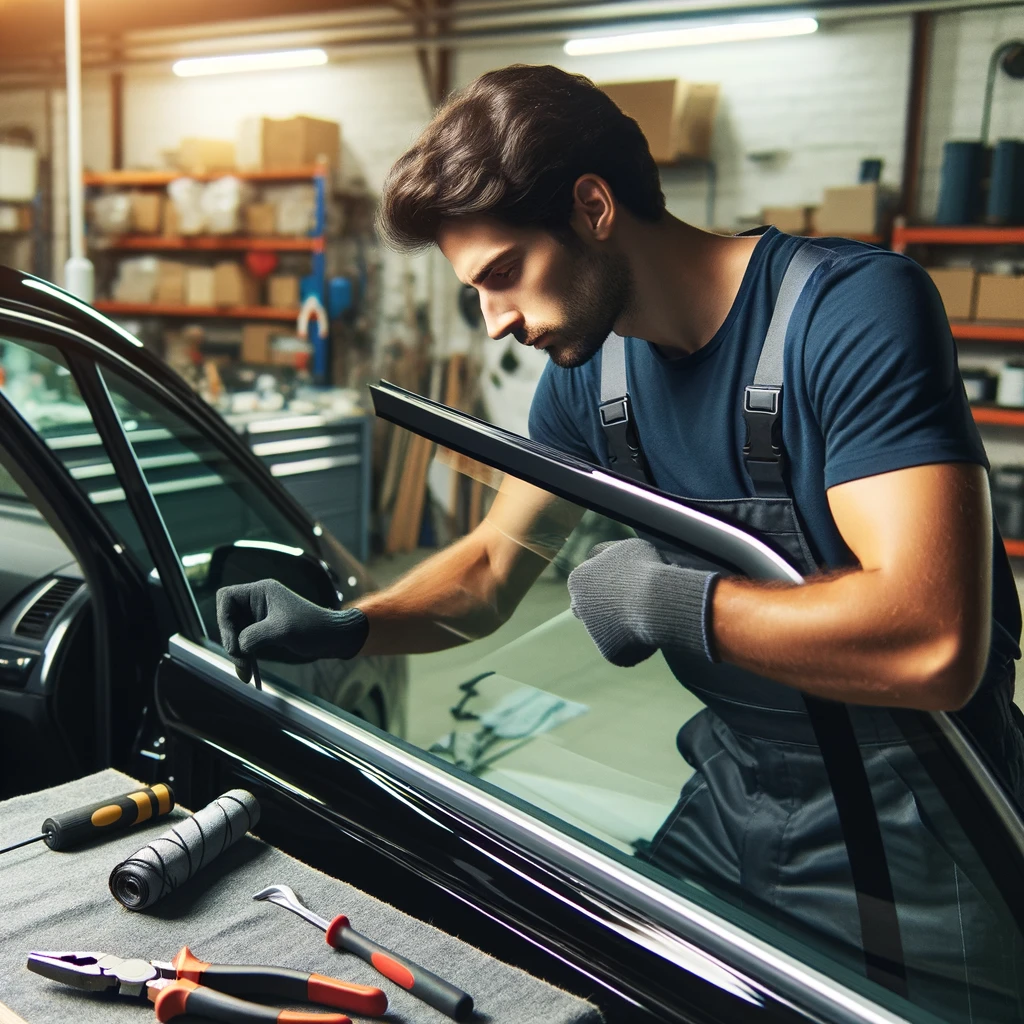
[95,366,320,638]
[0,335,150,564]
[263,427,1024,1024]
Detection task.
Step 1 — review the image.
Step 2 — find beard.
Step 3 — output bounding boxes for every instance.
[514,246,633,369]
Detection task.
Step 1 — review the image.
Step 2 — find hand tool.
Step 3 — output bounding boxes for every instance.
[0,784,174,856]
[110,789,257,910]
[27,947,388,1023]
[251,658,263,691]
[253,884,474,1022]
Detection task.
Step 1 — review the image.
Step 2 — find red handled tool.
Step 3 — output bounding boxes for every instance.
[27,947,387,1022]
[253,884,474,1022]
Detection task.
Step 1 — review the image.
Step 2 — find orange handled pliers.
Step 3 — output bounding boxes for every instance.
[27,947,388,1022]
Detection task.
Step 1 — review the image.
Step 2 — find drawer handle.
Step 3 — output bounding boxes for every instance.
[270,454,361,477]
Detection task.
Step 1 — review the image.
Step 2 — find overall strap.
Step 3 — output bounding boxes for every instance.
[744,243,830,497]
[598,332,652,485]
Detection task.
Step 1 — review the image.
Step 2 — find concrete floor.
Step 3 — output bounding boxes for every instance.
[369,545,1024,854]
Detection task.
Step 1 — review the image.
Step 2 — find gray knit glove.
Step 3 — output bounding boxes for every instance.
[217,578,369,682]
[567,538,719,667]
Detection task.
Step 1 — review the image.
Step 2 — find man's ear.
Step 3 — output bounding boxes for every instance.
[570,175,615,241]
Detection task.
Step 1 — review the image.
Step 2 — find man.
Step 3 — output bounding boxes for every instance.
[220,65,1024,1008]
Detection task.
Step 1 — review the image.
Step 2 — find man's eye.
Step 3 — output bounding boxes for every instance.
[489,266,514,282]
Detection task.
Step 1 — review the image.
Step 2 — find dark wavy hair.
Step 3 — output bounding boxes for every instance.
[378,64,665,252]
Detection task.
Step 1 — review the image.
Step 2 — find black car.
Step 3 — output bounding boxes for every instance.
[1,265,1023,1024]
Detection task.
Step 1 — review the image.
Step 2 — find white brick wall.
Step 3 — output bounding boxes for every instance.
[921,5,1024,219]
[457,15,915,229]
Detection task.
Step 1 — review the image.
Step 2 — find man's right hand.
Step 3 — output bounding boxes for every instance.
[216,579,369,682]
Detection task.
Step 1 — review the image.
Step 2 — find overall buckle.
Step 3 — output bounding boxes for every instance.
[743,385,786,489]
[599,395,648,479]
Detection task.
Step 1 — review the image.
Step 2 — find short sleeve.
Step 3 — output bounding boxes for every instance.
[802,253,988,489]
[528,361,599,463]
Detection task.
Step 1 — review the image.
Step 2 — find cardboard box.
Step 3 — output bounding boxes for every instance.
[245,202,277,236]
[976,274,1024,323]
[112,256,159,303]
[0,144,38,201]
[185,266,216,307]
[214,261,260,307]
[598,79,719,163]
[162,197,180,237]
[815,184,879,236]
[155,260,187,305]
[130,191,163,233]
[241,322,278,363]
[267,273,300,309]
[239,116,340,171]
[175,138,235,174]
[927,268,977,321]
[762,206,814,234]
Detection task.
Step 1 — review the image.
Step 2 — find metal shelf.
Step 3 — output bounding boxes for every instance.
[83,166,328,186]
[971,406,1024,427]
[1005,538,1024,558]
[951,321,1024,343]
[97,235,323,253]
[94,300,297,321]
[893,225,1024,251]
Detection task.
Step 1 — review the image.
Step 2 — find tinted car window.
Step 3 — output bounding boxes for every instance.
[0,335,150,562]
[269,423,1024,1024]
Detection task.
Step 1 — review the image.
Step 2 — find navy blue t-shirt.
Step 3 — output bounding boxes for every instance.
[529,227,1021,689]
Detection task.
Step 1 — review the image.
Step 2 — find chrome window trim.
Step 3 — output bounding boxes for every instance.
[169,633,911,1024]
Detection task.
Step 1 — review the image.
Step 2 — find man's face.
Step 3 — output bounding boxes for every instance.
[438,216,632,369]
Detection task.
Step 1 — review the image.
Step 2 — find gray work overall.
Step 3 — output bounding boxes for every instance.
[598,243,1024,1022]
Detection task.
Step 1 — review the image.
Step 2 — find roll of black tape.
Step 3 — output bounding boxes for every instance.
[109,789,259,911]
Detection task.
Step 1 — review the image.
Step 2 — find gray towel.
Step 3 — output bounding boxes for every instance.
[0,769,602,1023]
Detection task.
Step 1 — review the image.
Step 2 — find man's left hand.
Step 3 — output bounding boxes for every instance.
[567,537,719,667]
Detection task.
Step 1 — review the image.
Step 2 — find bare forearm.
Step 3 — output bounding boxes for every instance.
[354,526,547,655]
[712,569,988,710]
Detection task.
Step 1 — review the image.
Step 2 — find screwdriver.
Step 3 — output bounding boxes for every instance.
[0,783,174,855]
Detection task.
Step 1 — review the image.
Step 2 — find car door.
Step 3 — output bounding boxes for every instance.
[156,381,1024,1024]
[0,270,401,792]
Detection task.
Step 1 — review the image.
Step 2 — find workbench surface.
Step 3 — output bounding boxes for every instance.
[0,770,602,1024]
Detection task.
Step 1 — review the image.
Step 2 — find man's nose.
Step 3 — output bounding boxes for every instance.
[481,295,523,341]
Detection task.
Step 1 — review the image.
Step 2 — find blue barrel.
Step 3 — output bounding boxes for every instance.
[936,141,990,225]
[987,140,1024,225]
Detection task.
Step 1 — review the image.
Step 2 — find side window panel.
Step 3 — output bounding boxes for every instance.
[95,366,314,636]
[0,335,150,563]
[276,425,1024,1024]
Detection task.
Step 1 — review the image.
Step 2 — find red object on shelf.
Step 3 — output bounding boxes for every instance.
[104,235,321,253]
[951,321,1024,343]
[971,406,1024,427]
[94,300,298,321]
[245,251,279,278]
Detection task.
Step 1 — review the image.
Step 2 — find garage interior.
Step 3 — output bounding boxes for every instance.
[1,0,1024,732]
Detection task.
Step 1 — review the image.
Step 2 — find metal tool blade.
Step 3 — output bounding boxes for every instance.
[252,883,330,932]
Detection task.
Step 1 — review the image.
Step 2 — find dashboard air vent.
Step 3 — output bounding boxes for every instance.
[15,578,83,640]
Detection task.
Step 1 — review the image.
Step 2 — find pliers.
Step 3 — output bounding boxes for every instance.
[27,947,388,1022]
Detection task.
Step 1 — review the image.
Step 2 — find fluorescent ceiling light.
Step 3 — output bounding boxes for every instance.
[564,16,818,56]
[172,48,328,78]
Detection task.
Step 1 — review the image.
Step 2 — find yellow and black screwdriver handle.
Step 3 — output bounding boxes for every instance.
[42,784,174,850]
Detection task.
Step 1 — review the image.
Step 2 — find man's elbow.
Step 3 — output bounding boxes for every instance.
[910,627,988,711]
